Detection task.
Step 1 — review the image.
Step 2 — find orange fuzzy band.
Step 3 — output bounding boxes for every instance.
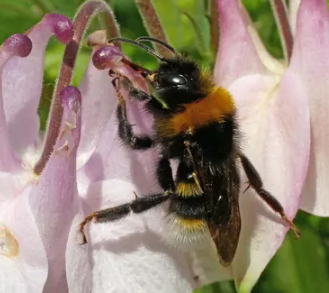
[157,86,235,137]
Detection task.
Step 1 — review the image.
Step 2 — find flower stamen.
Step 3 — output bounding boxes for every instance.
[210,0,220,56]
[56,86,81,156]
[0,225,19,258]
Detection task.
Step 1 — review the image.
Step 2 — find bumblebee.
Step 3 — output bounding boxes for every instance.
[79,37,300,265]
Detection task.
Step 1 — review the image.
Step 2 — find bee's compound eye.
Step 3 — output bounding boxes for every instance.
[159,74,186,86]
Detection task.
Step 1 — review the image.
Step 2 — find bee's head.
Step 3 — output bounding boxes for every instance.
[108,37,213,110]
[144,57,206,110]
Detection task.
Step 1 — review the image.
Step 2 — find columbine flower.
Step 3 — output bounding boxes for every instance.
[0,15,73,292]
[0,2,214,293]
[1,0,329,292]
[212,0,329,291]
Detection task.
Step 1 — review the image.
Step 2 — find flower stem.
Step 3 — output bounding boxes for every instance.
[100,6,121,42]
[133,0,172,57]
[34,0,120,175]
[210,0,219,57]
[270,0,293,62]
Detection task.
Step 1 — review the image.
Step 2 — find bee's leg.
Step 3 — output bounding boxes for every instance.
[110,70,151,102]
[116,100,153,150]
[111,70,170,114]
[156,155,175,192]
[239,154,301,239]
[79,193,169,244]
[112,78,154,150]
[183,140,203,192]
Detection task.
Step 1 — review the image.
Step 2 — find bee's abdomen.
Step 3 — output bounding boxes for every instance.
[169,161,209,221]
[167,192,209,245]
[166,194,209,246]
[166,160,210,245]
[169,195,208,218]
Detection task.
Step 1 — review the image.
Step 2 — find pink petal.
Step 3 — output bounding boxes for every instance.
[0,34,32,171]
[2,14,73,157]
[229,71,309,291]
[0,170,31,203]
[77,48,118,167]
[289,0,329,215]
[78,46,153,183]
[65,212,92,293]
[188,243,232,285]
[0,188,48,293]
[29,87,81,293]
[78,100,155,184]
[214,0,266,87]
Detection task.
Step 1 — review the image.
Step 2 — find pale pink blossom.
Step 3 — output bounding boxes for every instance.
[212,0,329,291]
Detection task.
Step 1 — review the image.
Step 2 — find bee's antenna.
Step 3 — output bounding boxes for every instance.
[108,37,166,62]
[135,36,178,55]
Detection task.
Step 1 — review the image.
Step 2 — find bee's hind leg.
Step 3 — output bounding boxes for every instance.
[79,193,169,244]
[239,154,301,239]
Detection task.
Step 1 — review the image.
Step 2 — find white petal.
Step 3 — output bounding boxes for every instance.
[290,0,329,215]
[79,180,195,293]
[0,188,48,293]
[229,71,309,291]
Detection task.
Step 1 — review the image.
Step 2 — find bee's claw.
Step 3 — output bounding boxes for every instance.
[133,191,139,199]
[243,182,251,194]
[78,213,95,245]
[282,214,301,240]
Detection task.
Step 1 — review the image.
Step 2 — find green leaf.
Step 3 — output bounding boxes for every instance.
[195,281,236,293]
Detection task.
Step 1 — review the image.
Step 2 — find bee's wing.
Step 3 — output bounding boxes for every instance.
[207,192,241,266]
[197,158,241,266]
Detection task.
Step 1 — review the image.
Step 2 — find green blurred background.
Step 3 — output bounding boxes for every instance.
[0,0,328,292]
